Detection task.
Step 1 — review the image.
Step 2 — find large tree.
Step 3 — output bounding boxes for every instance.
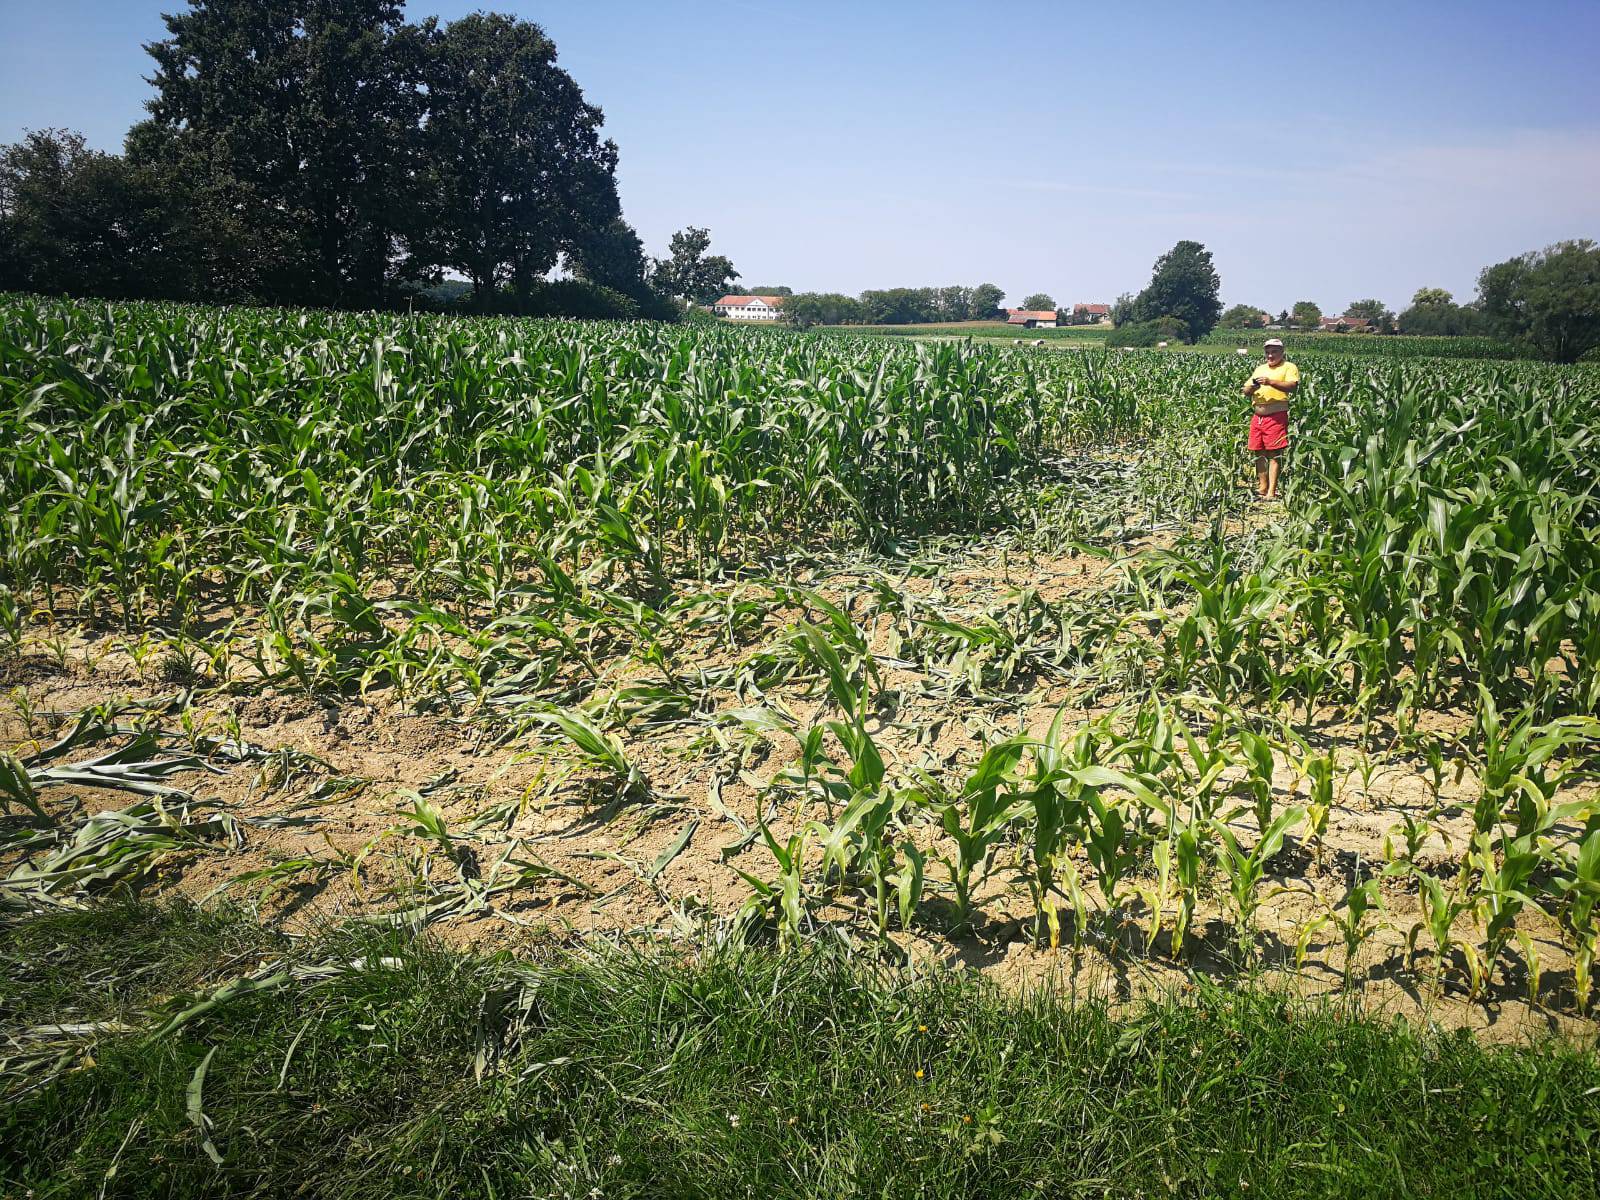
[1021,292,1055,312]
[967,283,1005,320]
[1290,300,1323,329]
[652,227,739,304]
[934,285,971,322]
[1345,298,1395,333]
[0,129,182,298]
[1218,303,1268,328]
[784,292,863,329]
[1477,239,1600,363]
[137,0,421,307]
[417,12,620,305]
[1129,240,1221,341]
[566,217,673,318]
[858,288,936,325]
[1410,287,1454,308]
[1396,287,1484,337]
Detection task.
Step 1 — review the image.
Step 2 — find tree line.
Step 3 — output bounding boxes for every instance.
[0,0,742,319]
[1207,243,1600,362]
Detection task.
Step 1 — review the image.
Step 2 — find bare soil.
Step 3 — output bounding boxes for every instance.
[4,524,1596,1045]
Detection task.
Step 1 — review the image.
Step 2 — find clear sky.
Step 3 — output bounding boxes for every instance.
[4,0,1598,313]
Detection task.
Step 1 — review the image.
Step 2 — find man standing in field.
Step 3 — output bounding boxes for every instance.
[1242,336,1298,500]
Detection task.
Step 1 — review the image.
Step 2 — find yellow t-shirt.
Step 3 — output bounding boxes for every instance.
[1252,360,1299,408]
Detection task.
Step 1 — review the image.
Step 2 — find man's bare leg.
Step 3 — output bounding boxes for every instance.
[1255,452,1270,497]
[1265,451,1282,499]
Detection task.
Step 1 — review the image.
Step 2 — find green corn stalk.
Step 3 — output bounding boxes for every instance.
[532,708,648,800]
[1298,749,1336,865]
[1211,806,1305,959]
[1407,869,1483,997]
[1237,729,1278,837]
[934,738,1027,931]
[735,819,814,948]
[1553,827,1600,1012]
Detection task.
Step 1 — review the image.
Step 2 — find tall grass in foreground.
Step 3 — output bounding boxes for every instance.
[4,902,1599,1200]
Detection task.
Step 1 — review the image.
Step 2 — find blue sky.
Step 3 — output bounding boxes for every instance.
[4,0,1598,312]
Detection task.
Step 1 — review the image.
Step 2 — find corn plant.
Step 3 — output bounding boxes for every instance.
[930,739,1027,931]
[734,820,815,948]
[1211,807,1305,958]
[1553,828,1600,1012]
[1408,870,1484,996]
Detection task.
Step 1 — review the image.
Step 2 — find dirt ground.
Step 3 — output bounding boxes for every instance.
[4,521,1597,1045]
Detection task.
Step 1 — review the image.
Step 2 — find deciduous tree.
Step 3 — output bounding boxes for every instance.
[137,0,422,307]
[653,227,740,304]
[967,283,1005,320]
[417,12,620,305]
[1344,298,1395,333]
[0,129,182,298]
[1128,241,1221,341]
[1290,300,1322,329]
[784,292,863,328]
[1218,303,1268,328]
[1021,292,1055,312]
[1477,239,1600,364]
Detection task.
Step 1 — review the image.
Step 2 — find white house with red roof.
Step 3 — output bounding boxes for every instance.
[1005,308,1059,329]
[712,295,786,321]
[1072,303,1112,325]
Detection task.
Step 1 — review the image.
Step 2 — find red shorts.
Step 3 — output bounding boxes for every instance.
[1248,410,1289,452]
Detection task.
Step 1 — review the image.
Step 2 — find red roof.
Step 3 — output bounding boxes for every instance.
[1073,303,1111,314]
[713,295,785,308]
[1006,309,1059,323]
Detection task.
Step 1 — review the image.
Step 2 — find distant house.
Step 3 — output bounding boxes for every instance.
[1318,314,1374,333]
[713,295,786,321]
[1005,308,1059,329]
[1072,303,1112,325]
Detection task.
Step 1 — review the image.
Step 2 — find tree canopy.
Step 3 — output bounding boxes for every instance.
[1125,240,1221,342]
[1290,300,1323,329]
[1344,299,1396,333]
[1020,293,1056,312]
[414,12,620,303]
[968,283,1005,320]
[652,227,740,304]
[784,293,863,329]
[1477,239,1600,363]
[0,0,690,319]
[1218,304,1269,328]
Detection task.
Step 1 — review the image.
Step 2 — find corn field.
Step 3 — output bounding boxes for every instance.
[4,293,1600,1019]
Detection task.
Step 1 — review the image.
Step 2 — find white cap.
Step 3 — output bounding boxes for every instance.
[1264,337,1284,349]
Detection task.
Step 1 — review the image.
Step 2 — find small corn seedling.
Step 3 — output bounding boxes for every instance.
[932,738,1028,931]
[1236,729,1279,837]
[1470,829,1547,995]
[1296,874,1386,989]
[531,707,649,803]
[1553,827,1600,1012]
[1297,748,1336,866]
[1407,869,1483,997]
[1211,806,1305,960]
[734,819,816,948]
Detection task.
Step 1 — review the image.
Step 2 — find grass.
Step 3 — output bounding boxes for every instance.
[4,901,1599,1199]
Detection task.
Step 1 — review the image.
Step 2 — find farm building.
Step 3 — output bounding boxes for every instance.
[1319,314,1375,332]
[1005,308,1059,329]
[1072,303,1112,325]
[712,295,786,321]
